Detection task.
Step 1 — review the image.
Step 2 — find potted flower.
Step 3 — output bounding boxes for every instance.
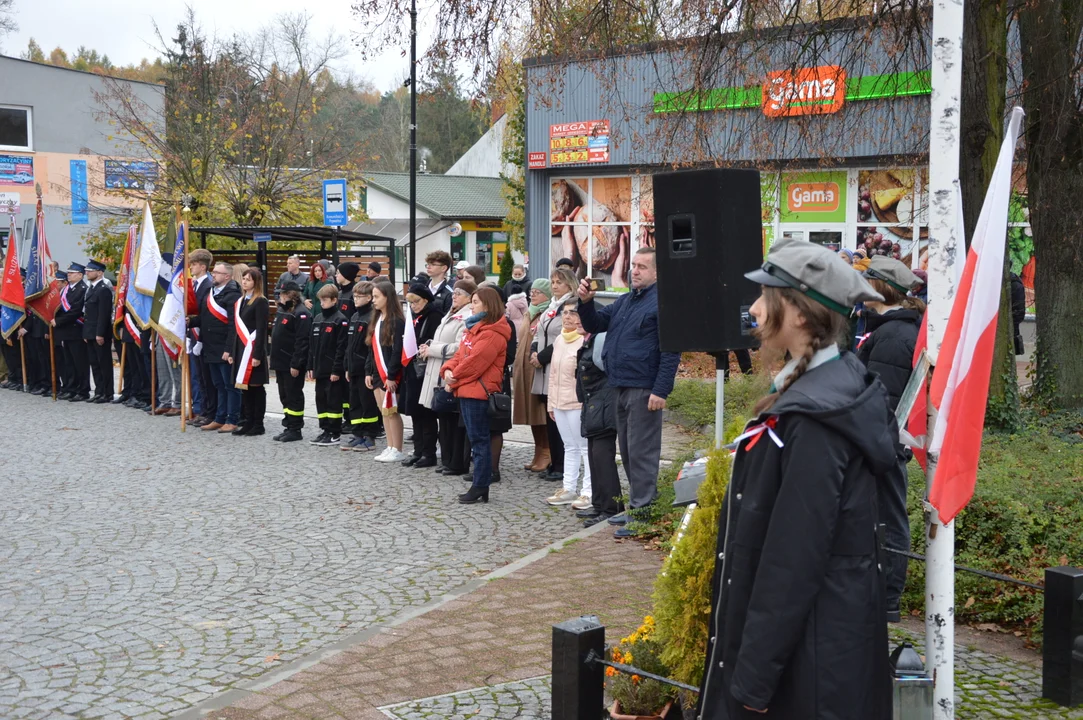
[605,616,677,720]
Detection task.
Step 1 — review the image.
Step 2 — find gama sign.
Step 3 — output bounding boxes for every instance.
[763,65,847,117]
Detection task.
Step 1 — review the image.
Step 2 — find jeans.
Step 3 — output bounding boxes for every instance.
[208,361,240,424]
[188,353,203,415]
[553,407,591,497]
[460,398,492,490]
[616,387,663,509]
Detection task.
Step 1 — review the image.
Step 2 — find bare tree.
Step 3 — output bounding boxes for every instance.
[0,0,17,46]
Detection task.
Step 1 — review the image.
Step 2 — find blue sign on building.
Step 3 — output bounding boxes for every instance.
[253,232,272,243]
[70,160,89,225]
[322,179,348,227]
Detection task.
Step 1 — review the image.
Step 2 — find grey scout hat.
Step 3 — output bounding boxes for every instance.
[864,255,921,295]
[745,237,884,315]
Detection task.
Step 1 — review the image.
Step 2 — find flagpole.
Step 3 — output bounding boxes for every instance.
[49,326,56,400]
[118,343,126,397]
[18,336,28,392]
[926,0,965,714]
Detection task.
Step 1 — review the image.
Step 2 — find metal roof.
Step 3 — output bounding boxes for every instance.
[189,225,394,244]
[365,172,507,220]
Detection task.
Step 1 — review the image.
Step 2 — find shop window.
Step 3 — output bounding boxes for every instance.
[855,168,927,268]
[549,175,653,292]
[0,106,32,152]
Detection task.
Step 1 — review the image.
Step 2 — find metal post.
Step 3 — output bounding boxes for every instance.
[408,0,418,281]
[199,231,207,250]
[926,0,965,715]
[551,616,604,720]
[714,353,726,449]
[331,226,340,267]
[1042,566,1083,707]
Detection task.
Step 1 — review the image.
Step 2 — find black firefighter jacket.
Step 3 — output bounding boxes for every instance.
[308,309,349,379]
[271,303,312,374]
[53,281,86,341]
[697,353,894,720]
[856,308,922,413]
[81,281,114,341]
[346,304,374,378]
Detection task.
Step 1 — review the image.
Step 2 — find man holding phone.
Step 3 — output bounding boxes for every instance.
[577,247,680,537]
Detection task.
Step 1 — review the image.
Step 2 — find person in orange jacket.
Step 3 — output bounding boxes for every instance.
[440,286,512,504]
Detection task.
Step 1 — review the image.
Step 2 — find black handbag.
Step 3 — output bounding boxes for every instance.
[431,385,459,414]
[487,391,512,421]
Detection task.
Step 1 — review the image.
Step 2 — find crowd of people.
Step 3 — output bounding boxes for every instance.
[0,247,681,525]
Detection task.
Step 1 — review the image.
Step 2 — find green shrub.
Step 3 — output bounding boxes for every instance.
[652,416,745,699]
[900,420,1083,641]
[666,375,769,431]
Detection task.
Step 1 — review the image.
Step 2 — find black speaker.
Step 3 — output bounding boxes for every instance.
[654,168,764,353]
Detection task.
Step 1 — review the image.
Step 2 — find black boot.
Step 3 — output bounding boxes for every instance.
[233,391,254,435]
[248,386,266,436]
[458,486,489,504]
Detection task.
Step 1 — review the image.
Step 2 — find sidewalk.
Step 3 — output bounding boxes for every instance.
[194,526,663,719]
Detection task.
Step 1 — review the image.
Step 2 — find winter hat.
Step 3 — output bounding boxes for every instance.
[530,278,552,298]
[406,283,434,302]
[338,262,360,283]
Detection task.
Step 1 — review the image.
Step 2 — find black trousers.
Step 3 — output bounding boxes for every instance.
[89,339,114,398]
[724,349,753,379]
[121,340,148,401]
[63,338,90,396]
[438,411,469,472]
[543,396,565,473]
[26,337,49,390]
[411,406,439,459]
[54,337,72,391]
[276,369,306,431]
[348,377,379,438]
[195,352,216,420]
[588,433,624,516]
[315,377,346,435]
[240,386,267,430]
[1,341,22,384]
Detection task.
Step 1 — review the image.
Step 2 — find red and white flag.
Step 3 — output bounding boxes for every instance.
[402,303,418,366]
[928,107,1024,523]
[907,314,929,472]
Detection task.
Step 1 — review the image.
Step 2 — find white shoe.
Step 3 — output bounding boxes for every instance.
[570,495,593,510]
[546,489,577,506]
[375,448,406,463]
[373,447,392,461]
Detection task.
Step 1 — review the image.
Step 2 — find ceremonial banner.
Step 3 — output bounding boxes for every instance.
[0,214,25,340]
[127,201,159,329]
[157,221,187,349]
[25,200,61,323]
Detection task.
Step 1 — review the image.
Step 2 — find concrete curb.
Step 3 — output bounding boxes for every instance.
[176,520,609,718]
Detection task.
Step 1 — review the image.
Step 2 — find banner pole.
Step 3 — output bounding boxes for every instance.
[118,343,127,397]
[150,331,157,414]
[18,335,28,392]
[49,326,56,400]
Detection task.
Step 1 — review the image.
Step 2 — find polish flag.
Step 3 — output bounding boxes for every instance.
[907,314,929,472]
[402,303,418,366]
[928,107,1024,523]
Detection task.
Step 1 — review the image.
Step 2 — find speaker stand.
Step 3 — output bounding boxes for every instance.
[712,353,726,449]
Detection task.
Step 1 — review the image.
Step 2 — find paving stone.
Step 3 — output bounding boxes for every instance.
[0,391,582,718]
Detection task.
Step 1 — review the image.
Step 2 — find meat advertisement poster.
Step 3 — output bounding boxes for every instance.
[549,120,610,166]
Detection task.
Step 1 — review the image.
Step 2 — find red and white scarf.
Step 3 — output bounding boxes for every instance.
[372,315,397,409]
[208,291,229,323]
[726,416,784,457]
[233,297,256,389]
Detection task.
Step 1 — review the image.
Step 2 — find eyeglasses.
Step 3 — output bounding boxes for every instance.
[425,262,447,269]
[453,289,470,297]
[211,270,230,276]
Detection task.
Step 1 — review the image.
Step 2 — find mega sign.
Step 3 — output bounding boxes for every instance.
[549,120,610,166]
[763,66,846,117]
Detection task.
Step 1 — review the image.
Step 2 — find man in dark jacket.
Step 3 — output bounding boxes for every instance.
[577,247,680,537]
[188,249,216,424]
[270,281,312,442]
[344,281,380,451]
[82,260,115,402]
[198,262,243,431]
[52,262,90,401]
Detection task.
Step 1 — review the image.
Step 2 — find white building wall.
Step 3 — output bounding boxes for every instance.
[445,115,513,179]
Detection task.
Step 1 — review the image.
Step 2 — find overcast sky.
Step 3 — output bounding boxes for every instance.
[3,0,425,92]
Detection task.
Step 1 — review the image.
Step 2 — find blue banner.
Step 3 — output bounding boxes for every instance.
[70,160,89,224]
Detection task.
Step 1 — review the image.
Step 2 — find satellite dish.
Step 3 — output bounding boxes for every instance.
[449,222,463,237]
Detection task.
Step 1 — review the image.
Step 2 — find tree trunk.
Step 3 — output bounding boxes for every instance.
[1019,0,1083,409]
[960,0,1017,428]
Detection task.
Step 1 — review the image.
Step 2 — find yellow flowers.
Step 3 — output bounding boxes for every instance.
[604,615,677,715]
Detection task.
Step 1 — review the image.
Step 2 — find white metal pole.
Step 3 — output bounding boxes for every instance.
[926,0,965,716]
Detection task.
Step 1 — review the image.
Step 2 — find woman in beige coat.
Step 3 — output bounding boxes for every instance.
[420,279,476,476]
[529,268,577,480]
[513,278,554,471]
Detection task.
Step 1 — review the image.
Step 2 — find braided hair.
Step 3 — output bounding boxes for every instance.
[752,286,849,416]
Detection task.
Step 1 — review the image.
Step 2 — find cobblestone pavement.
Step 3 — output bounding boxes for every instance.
[204,527,660,719]
[889,626,1083,719]
[380,677,551,719]
[0,390,583,720]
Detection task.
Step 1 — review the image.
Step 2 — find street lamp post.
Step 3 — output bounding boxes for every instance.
[408,0,418,282]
